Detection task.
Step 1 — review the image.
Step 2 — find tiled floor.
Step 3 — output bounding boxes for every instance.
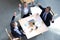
[0,0,60,40]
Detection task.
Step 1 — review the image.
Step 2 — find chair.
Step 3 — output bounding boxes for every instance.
[5,28,21,40]
[20,0,34,4]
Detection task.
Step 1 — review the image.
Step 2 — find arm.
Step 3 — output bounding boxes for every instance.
[49,13,54,23]
[11,12,16,22]
[39,5,45,10]
[49,13,53,21]
[11,16,15,22]
[37,3,45,10]
[18,3,21,12]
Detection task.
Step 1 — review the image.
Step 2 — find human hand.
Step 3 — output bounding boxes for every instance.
[13,12,16,16]
[18,3,21,8]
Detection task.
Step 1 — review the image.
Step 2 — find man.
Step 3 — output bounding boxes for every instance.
[38,3,53,27]
[10,12,25,38]
[21,2,32,18]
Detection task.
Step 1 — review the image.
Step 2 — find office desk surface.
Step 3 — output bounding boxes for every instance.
[18,14,48,39]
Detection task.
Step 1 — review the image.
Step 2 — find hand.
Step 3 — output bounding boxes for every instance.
[18,3,21,7]
[13,12,16,16]
[52,21,54,23]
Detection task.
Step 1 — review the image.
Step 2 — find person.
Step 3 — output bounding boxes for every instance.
[37,3,53,27]
[28,0,35,7]
[10,12,25,38]
[18,3,21,13]
[21,2,32,18]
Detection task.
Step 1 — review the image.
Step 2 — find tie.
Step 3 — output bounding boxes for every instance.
[43,12,47,20]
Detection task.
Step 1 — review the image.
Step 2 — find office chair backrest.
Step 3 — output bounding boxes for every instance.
[5,28,21,40]
[50,10,54,23]
[5,28,13,40]
[20,0,34,4]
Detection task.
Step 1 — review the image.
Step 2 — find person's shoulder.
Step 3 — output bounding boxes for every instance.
[48,12,52,16]
[48,12,51,15]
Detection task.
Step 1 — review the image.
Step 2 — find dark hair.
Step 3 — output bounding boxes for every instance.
[10,21,15,27]
[46,6,51,11]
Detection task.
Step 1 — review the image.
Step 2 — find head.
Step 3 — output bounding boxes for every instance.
[23,2,28,7]
[45,6,51,13]
[11,22,17,27]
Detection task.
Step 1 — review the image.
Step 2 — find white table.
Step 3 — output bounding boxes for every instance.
[18,14,48,39]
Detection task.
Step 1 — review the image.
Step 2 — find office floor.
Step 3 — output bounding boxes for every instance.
[0,0,60,40]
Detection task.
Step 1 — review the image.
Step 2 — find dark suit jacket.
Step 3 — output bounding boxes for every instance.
[39,5,52,27]
[10,16,24,38]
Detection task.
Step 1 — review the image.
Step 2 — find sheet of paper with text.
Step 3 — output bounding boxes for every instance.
[30,6,42,15]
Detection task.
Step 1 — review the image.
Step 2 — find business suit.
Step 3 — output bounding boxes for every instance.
[10,16,24,38]
[38,5,52,27]
[21,5,32,18]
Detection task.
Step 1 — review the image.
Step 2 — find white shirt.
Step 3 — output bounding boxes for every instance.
[14,26,22,35]
[24,7,29,15]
